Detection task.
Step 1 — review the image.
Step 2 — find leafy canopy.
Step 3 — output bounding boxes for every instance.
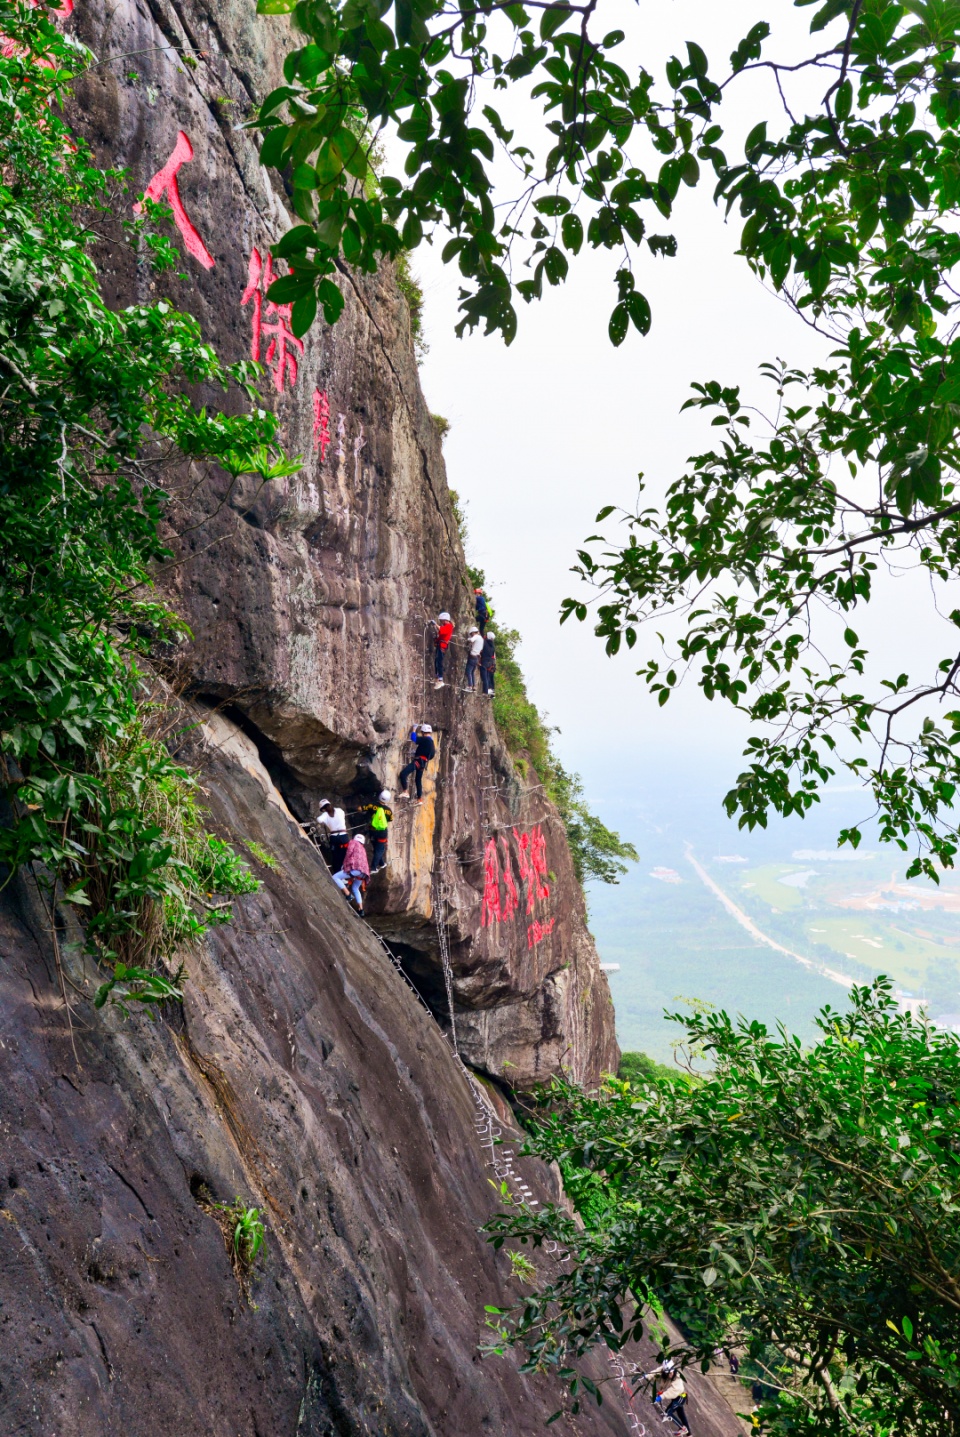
[491,979,960,1436]
[255,0,960,879]
[0,2,295,1008]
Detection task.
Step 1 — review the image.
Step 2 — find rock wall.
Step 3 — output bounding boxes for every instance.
[0,723,742,1436]
[0,0,746,1433]
[71,0,617,1092]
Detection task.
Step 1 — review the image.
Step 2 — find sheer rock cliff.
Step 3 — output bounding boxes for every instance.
[0,0,745,1432]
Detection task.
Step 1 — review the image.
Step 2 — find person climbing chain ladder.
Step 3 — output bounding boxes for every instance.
[431,611,454,688]
[645,1360,691,1436]
[333,832,370,913]
[474,587,489,635]
[314,798,349,871]
[397,724,436,804]
[360,790,393,871]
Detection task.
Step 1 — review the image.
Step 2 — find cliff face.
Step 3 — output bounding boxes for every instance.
[0,2,745,1433]
[71,0,617,1091]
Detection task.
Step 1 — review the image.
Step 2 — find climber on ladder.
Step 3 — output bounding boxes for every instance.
[479,628,497,696]
[315,798,349,871]
[464,626,483,691]
[432,611,454,689]
[397,723,435,804]
[474,587,489,635]
[333,832,370,913]
[360,790,393,871]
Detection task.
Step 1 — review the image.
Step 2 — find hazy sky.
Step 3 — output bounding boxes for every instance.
[406,3,948,825]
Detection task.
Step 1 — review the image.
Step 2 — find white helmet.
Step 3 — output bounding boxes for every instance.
[318,798,331,810]
[421,723,433,734]
[354,832,366,843]
[379,790,392,803]
[438,611,451,622]
[467,626,478,635]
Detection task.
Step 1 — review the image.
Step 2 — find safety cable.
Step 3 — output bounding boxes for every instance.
[301,757,641,1432]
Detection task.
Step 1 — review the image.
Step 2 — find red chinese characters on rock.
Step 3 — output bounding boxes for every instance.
[527,917,555,949]
[514,825,550,914]
[481,825,552,942]
[133,130,215,271]
[312,388,331,461]
[481,838,501,928]
[500,835,519,921]
[241,248,303,394]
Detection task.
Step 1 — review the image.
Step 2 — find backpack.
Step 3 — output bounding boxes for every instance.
[371,805,388,832]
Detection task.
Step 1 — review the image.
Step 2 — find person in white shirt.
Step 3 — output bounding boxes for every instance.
[315,798,349,871]
[464,626,484,691]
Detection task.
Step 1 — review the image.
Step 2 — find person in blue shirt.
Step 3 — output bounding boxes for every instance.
[474,588,489,635]
[397,724,436,803]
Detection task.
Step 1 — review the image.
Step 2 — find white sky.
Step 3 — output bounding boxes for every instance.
[405,2,955,818]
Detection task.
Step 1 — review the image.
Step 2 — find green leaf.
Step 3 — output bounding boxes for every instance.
[274,224,316,258]
[291,289,318,336]
[540,6,570,41]
[534,195,571,216]
[256,0,296,11]
[265,274,314,304]
[809,0,852,33]
[561,213,583,254]
[608,302,629,346]
[685,40,708,78]
[258,125,290,170]
[626,290,651,335]
[317,277,345,323]
[259,85,297,118]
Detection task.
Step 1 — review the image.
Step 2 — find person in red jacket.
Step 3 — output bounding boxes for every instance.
[432,611,454,688]
[333,833,370,912]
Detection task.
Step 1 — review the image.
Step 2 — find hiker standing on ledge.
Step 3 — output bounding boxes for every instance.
[398,723,436,804]
[315,798,349,871]
[479,628,497,697]
[464,626,483,691]
[360,790,393,871]
[432,611,454,689]
[475,588,489,635]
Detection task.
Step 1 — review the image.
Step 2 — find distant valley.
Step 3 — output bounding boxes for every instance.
[585,758,960,1062]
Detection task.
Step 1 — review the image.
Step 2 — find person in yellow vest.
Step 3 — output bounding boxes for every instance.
[359,790,393,871]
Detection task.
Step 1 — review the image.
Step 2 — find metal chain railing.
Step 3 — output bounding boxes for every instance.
[307,799,641,1434]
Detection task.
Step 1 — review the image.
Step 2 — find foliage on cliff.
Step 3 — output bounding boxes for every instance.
[0,5,292,1007]
[490,979,960,1435]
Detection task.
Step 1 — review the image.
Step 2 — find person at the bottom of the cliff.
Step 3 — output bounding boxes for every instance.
[397,724,436,804]
[333,833,370,912]
[464,626,483,691]
[479,629,497,696]
[315,798,349,871]
[359,790,393,871]
[474,587,489,635]
[432,611,454,688]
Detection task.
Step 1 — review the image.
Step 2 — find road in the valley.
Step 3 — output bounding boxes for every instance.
[683,844,854,991]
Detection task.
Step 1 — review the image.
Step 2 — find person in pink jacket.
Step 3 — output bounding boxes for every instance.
[333,833,370,912]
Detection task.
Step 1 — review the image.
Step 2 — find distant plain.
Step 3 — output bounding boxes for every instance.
[585,759,960,1064]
